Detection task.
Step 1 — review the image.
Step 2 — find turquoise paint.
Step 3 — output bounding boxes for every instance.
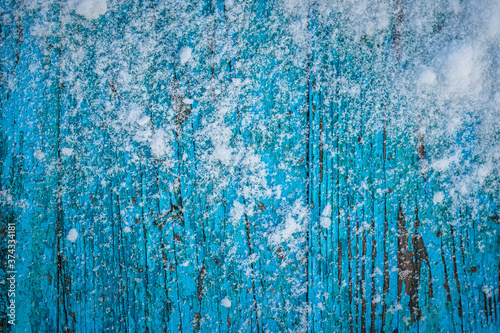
[1,0,500,332]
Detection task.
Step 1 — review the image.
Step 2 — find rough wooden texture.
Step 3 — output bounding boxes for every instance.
[1,0,500,332]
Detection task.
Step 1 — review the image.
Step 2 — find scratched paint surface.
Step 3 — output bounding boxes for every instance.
[1,0,500,332]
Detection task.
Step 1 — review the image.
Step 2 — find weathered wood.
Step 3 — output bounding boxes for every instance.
[1,0,500,332]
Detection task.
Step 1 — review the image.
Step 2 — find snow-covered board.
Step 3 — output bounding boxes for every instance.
[1,0,500,332]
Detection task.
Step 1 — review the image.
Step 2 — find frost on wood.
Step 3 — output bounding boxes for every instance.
[1,0,500,332]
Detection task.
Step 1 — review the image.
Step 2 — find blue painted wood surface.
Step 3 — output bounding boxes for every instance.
[1,0,500,332]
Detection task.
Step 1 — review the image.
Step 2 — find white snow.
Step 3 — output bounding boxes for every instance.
[270,200,308,245]
[278,216,300,241]
[431,154,460,172]
[483,285,493,298]
[433,191,444,204]
[125,105,144,125]
[221,297,232,308]
[180,47,192,65]
[477,165,492,184]
[486,4,500,38]
[61,148,74,156]
[213,144,233,166]
[230,201,245,224]
[180,260,190,267]
[419,68,436,85]
[34,150,45,161]
[182,98,194,105]
[320,203,332,228]
[150,129,173,159]
[30,22,57,38]
[445,44,483,94]
[66,228,78,242]
[123,226,132,233]
[73,0,107,20]
[232,78,242,87]
[136,116,150,127]
[275,185,282,199]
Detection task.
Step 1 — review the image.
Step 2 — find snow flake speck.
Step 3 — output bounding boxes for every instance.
[221,297,232,308]
[66,229,78,242]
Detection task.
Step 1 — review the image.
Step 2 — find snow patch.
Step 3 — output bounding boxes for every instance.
[483,285,493,298]
[213,144,233,166]
[221,297,232,308]
[477,164,492,184]
[445,45,483,94]
[66,228,78,242]
[124,105,144,125]
[31,22,56,38]
[275,185,282,199]
[431,154,460,172]
[34,150,45,161]
[320,203,332,228]
[230,201,245,224]
[150,129,173,159]
[180,47,192,65]
[123,226,132,233]
[136,116,150,127]
[270,200,308,245]
[72,0,107,20]
[61,148,74,156]
[433,191,444,204]
[419,68,436,85]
